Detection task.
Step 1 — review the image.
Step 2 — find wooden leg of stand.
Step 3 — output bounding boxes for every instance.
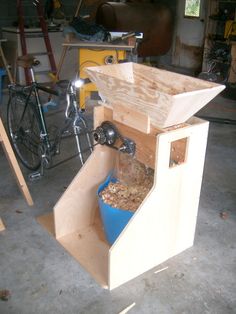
[55,45,68,80]
[0,117,33,206]
[0,43,14,84]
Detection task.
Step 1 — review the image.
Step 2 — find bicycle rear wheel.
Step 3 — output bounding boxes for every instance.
[7,92,41,170]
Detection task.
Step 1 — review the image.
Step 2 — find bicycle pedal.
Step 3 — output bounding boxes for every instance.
[29,171,42,181]
[62,130,71,135]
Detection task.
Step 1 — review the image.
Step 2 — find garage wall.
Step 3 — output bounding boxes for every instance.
[0,0,177,32]
[0,0,177,69]
[0,0,81,31]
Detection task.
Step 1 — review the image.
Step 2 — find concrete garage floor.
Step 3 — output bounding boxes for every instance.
[0,91,236,314]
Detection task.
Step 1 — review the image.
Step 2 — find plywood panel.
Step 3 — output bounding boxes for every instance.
[54,145,116,239]
[109,118,209,289]
[38,209,109,288]
[113,103,151,134]
[58,223,109,288]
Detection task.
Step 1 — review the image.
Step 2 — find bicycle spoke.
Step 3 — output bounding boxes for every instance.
[7,92,41,170]
[14,131,39,154]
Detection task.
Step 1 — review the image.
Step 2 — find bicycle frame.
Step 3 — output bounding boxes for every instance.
[8,65,93,180]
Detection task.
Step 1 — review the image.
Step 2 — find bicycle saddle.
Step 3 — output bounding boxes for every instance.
[17,55,40,68]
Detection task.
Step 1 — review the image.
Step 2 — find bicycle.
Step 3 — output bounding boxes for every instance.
[7,55,93,180]
[199,43,231,84]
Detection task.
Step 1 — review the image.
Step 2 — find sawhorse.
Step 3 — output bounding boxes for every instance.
[0,117,33,206]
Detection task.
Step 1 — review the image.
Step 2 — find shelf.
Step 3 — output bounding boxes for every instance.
[207,35,226,42]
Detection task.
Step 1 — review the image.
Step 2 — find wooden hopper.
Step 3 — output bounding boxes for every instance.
[85,62,225,129]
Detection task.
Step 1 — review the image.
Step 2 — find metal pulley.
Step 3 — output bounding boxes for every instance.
[93,121,136,156]
[93,121,118,145]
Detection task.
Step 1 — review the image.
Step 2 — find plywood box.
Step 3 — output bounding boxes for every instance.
[39,105,210,290]
[39,63,224,289]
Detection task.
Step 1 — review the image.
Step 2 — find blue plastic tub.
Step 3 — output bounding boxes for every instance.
[97,175,134,245]
[0,68,6,104]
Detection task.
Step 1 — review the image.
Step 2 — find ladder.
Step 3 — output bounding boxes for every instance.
[55,0,83,80]
[17,0,57,84]
[0,39,14,84]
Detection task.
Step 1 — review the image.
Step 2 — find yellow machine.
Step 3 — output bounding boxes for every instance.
[224,20,236,39]
[78,47,128,109]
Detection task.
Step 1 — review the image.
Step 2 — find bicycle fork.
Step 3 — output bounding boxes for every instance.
[30,80,53,180]
[28,139,52,181]
[73,117,93,165]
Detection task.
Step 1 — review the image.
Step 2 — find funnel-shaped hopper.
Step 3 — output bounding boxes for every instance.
[85,62,225,128]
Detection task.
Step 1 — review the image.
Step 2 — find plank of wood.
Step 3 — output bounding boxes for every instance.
[113,103,151,134]
[118,302,136,314]
[0,117,33,206]
[0,40,14,84]
[0,217,5,231]
[63,40,135,50]
[98,106,157,169]
[53,144,116,239]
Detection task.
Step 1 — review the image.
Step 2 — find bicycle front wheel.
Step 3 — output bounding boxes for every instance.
[7,92,41,170]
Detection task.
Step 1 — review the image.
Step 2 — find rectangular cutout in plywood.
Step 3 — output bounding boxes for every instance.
[169,137,188,167]
[39,106,209,290]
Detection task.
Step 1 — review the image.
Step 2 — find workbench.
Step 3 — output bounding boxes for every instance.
[62,40,135,109]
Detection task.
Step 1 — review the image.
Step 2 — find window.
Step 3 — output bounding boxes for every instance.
[184,0,201,18]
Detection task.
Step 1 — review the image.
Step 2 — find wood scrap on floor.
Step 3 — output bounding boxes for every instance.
[0,289,11,301]
[154,266,169,274]
[118,302,136,314]
[220,211,229,220]
[0,217,5,231]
